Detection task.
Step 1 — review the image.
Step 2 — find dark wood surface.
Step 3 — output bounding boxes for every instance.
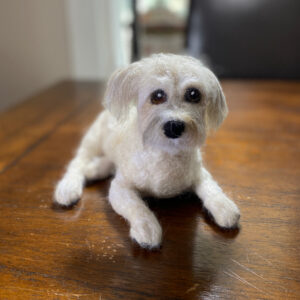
[0,80,299,299]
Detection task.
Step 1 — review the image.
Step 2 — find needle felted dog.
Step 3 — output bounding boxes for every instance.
[54,54,240,249]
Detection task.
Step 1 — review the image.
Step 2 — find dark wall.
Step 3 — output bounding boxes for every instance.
[187,0,300,78]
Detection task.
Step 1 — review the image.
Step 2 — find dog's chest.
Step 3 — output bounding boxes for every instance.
[129,150,197,197]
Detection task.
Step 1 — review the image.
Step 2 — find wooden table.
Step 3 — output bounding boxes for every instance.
[0,80,299,299]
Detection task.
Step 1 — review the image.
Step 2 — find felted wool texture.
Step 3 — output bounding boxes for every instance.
[54,54,240,249]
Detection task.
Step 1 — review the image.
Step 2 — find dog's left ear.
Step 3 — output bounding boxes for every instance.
[204,68,228,132]
[104,61,142,120]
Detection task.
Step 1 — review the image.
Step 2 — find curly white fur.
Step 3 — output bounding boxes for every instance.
[54,54,240,249]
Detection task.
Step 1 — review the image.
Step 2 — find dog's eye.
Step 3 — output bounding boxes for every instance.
[151,89,167,105]
[184,88,201,103]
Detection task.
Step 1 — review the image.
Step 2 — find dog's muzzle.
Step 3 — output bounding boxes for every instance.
[163,120,185,139]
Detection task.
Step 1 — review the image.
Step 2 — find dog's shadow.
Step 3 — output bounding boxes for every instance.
[61,181,240,299]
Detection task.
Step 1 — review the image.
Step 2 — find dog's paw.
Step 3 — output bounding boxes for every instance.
[54,174,84,207]
[208,196,240,229]
[130,215,162,249]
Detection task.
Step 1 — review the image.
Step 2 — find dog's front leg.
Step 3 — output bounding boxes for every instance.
[195,167,240,229]
[109,174,162,249]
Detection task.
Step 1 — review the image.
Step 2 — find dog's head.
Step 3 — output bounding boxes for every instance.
[104,54,227,153]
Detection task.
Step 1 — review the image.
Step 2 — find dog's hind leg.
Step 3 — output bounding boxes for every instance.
[85,156,114,181]
[54,114,107,207]
[109,172,162,249]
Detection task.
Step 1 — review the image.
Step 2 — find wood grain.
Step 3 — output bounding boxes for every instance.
[0,80,299,299]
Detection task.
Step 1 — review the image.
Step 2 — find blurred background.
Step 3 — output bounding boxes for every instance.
[0,0,299,111]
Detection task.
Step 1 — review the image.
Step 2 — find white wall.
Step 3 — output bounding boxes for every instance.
[65,0,125,80]
[0,0,70,111]
[0,0,125,112]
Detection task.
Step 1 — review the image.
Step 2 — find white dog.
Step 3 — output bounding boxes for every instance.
[54,54,240,249]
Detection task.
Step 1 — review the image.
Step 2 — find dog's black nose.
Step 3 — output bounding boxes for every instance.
[163,120,185,139]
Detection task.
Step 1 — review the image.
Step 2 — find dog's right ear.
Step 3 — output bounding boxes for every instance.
[103,61,142,120]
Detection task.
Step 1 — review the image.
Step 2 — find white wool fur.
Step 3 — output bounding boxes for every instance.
[54,54,240,249]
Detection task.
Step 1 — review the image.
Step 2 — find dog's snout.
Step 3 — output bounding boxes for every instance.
[163,120,185,139]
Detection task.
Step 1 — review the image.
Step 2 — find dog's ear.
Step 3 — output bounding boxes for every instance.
[103,61,142,120]
[204,68,228,132]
